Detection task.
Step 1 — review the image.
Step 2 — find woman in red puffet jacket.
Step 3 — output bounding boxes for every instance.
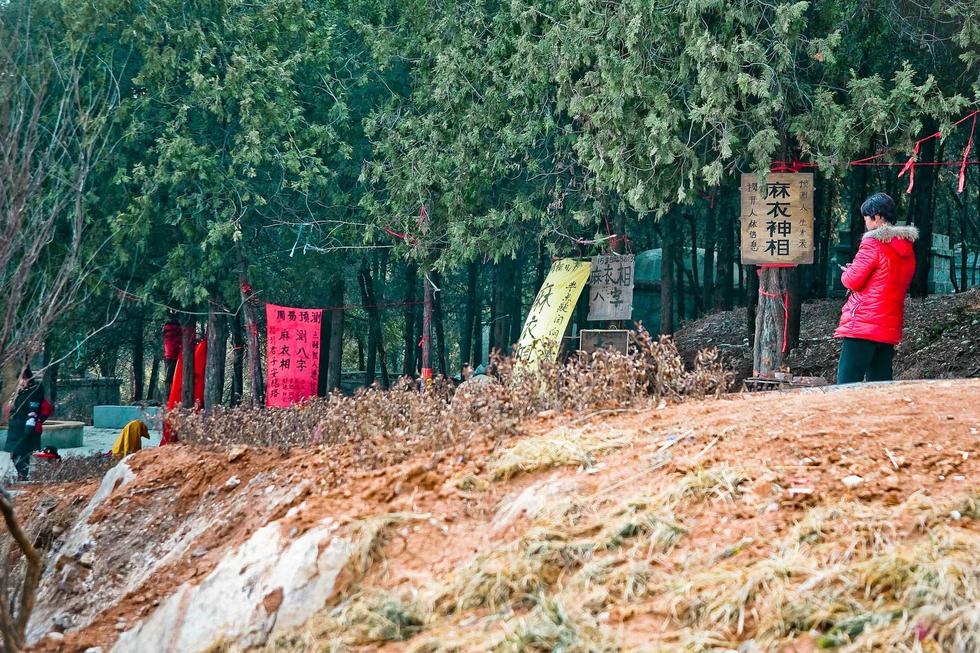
[834,193,918,383]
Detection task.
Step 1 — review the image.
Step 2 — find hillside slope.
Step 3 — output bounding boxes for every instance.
[20,378,980,652]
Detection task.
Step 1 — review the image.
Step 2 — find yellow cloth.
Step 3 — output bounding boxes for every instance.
[513,258,592,371]
[112,420,149,457]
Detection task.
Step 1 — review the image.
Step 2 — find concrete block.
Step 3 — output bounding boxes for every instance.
[92,406,161,430]
[0,421,85,449]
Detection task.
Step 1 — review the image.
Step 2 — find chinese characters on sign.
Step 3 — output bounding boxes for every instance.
[587,254,635,321]
[739,173,815,265]
[265,304,323,408]
[514,258,592,371]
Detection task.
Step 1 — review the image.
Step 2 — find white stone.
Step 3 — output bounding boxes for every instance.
[111,519,352,653]
[841,475,864,488]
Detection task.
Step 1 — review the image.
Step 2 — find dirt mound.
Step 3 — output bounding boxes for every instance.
[14,378,980,652]
[675,289,980,383]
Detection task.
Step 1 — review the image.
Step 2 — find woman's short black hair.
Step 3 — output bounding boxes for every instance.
[861,192,896,224]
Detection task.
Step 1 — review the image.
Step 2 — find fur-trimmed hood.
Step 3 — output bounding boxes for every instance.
[863,224,919,243]
[864,224,917,258]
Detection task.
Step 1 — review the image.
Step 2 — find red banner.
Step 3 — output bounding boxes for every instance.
[265,304,322,407]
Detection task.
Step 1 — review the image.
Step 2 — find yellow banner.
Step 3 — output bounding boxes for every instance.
[514,258,592,370]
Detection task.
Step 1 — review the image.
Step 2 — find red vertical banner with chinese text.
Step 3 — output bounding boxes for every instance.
[265,304,323,407]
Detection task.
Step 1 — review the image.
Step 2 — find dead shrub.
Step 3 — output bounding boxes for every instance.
[168,331,730,479]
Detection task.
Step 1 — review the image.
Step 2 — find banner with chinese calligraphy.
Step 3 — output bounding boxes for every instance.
[740,173,814,265]
[265,304,323,408]
[587,254,635,321]
[514,258,592,371]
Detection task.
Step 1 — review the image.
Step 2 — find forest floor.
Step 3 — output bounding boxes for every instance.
[13,377,980,652]
[675,288,980,385]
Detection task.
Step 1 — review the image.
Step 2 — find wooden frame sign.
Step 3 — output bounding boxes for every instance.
[740,173,814,265]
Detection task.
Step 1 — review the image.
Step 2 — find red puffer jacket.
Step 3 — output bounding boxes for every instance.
[834,225,918,345]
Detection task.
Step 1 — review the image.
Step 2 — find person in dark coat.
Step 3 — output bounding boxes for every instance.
[4,367,45,480]
[834,193,918,383]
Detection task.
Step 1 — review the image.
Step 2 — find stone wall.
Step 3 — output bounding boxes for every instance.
[56,378,121,424]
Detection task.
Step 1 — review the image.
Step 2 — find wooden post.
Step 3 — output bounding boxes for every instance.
[752,266,790,378]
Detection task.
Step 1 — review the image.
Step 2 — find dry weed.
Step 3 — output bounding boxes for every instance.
[167,332,731,486]
[489,427,632,481]
[491,597,619,653]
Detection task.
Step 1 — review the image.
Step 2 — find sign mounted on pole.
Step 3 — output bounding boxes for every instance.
[740,173,814,265]
[514,258,592,371]
[265,304,323,407]
[587,254,635,321]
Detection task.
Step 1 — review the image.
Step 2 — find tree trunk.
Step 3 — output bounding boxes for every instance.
[753,266,789,378]
[509,259,523,351]
[702,203,716,312]
[960,196,969,292]
[421,270,432,381]
[358,268,377,386]
[688,212,701,317]
[660,233,675,335]
[41,341,58,406]
[147,354,159,403]
[849,166,870,257]
[814,174,830,299]
[163,358,177,404]
[318,305,331,396]
[675,242,686,322]
[231,311,244,406]
[204,296,227,410]
[131,315,145,401]
[717,204,735,310]
[180,314,196,408]
[787,266,802,351]
[491,261,513,353]
[472,283,484,368]
[910,132,940,297]
[327,278,344,392]
[402,264,417,377]
[460,261,478,372]
[239,259,264,407]
[432,271,447,377]
[359,265,389,389]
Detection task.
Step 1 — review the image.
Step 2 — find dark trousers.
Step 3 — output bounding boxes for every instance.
[837,337,894,384]
[11,452,31,479]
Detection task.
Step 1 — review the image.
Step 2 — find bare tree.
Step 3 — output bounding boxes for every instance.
[0,10,109,382]
[0,9,110,649]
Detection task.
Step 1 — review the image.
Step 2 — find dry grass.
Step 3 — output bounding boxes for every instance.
[491,597,618,653]
[261,462,980,653]
[348,512,428,578]
[489,427,633,481]
[168,331,731,457]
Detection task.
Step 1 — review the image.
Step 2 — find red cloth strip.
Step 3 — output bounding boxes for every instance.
[959,115,976,194]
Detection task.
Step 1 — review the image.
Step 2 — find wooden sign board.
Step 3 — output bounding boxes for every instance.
[740,173,814,265]
[580,329,630,355]
[588,254,635,321]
